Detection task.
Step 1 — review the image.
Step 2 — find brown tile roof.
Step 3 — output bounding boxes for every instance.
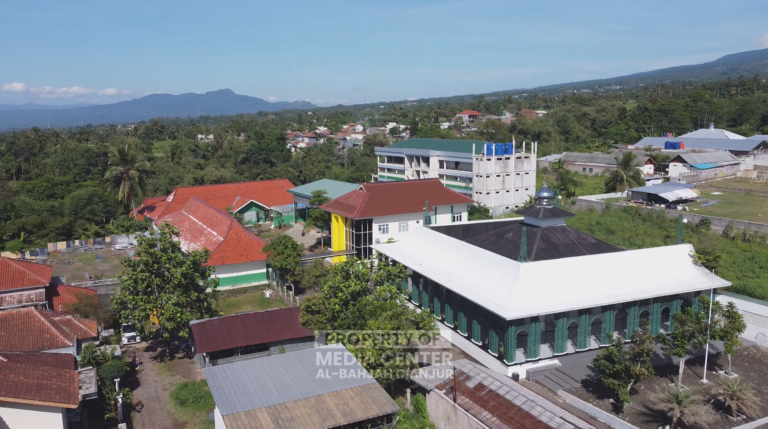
[0,352,80,408]
[161,197,268,266]
[191,307,313,354]
[320,179,474,219]
[0,307,98,352]
[136,179,294,221]
[458,110,482,116]
[47,284,99,313]
[0,258,52,292]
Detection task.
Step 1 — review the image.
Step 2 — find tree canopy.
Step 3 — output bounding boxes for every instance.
[111,223,219,340]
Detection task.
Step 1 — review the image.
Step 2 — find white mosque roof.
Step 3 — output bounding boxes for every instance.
[372,227,730,320]
[679,126,745,140]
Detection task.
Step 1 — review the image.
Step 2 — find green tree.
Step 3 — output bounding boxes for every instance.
[299,259,328,293]
[111,223,219,341]
[714,377,762,418]
[657,295,711,386]
[713,301,746,375]
[468,203,492,221]
[303,190,331,247]
[592,321,655,405]
[262,235,304,282]
[300,255,437,387]
[103,144,151,217]
[604,152,644,199]
[397,393,437,428]
[651,384,715,429]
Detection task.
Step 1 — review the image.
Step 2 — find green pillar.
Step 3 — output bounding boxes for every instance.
[445,302,454,327]
[424,200,430,227]
[601,308,616,345]
[528,319,541,359]
[401,280,409,295]
[669,298,682,332]
[651,301,662,334]
[458,299,467,335]
[471,319,480,344]
[489,327,499,355]
[577,312,590,350]
[693,292,701,312]
[504,324,516,364]
[626,304,639,341]
[422,290,429,312]
[554,314,568,354]
[434,296,441,319]
[518,227,530,262]
[411,283,419,305]
[434,207,438,225]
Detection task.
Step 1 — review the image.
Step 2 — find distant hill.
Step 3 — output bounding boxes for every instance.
[0,89,316,129]
[0,103,92,111]
[530,48,768,94]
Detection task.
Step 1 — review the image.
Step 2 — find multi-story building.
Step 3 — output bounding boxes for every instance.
[375,138,538,216]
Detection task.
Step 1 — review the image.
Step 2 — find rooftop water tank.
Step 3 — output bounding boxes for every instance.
[505,143,514,155]
[485,143,494,156]
[494,143,505,156]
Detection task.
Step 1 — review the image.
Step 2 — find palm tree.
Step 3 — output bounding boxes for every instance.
[104,144,151,217]
[715,377,762,419]
[652,384,714,429]
[604,152,644,200]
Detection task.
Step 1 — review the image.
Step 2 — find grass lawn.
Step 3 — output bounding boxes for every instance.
[169,381,215,429]
[537,171,608,197]
[216,286,287,316]
[689,184,768,223]
[48,249,127,282]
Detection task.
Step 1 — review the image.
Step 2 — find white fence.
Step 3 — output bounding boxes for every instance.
[717,291,768,347]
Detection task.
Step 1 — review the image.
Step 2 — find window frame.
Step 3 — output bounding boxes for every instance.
[378,223,389,235]
[398,221,408,233]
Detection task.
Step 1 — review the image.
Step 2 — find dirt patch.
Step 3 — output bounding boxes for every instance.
[48,249,128,282]
[570,346,768,429]
[127,341,204,429]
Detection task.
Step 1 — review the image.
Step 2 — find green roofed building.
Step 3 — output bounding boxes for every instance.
[288,179,359,223]
[375,138,539,216]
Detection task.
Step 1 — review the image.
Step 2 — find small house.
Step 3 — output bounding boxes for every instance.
[190,307,317,368]
[0,258,51,310]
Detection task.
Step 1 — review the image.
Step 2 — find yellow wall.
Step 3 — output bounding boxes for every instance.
[331,213,349,263]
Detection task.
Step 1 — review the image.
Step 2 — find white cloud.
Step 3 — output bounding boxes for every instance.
[2,82,28,92]
[754,34,768,48]
[268,96,278,102]
[2,82,124,98]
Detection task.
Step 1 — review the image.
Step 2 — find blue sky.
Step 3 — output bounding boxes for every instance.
[2,0,767,106]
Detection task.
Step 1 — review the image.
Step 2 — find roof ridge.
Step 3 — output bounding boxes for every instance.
[31,308,73,346]
[62,314,97,336]
[170,178,293,193]
[1,258,49,286]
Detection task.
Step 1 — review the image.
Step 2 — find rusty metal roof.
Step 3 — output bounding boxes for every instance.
[190,307,313,354]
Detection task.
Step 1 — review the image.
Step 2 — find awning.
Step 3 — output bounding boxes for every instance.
[690,163,719,169]
[656,188,699,202]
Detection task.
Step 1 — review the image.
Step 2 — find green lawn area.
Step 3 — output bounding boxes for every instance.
[169,381,215,429]
[689,184,768,223]
[216,286,287,316]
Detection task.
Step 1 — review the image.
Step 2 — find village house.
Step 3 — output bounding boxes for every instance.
[0,306,98,355]
[190,307,317,368]
[456,109,481,125]
[203,344,401,429]
[371,184,730,378]
[47,284,99,314]
[0,258,51,310]
[633,124,768,157]
[320,179,474,263]
[667,151,741,179]
[539,150,658,178]
[0,352,83,429]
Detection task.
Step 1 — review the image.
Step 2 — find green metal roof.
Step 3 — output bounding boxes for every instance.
[287,179,359,200]
[385,138,488,154]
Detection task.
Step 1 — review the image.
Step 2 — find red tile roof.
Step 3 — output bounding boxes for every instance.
[136,179,295,221]
[320,179,474,219]
[0,307,98,353]
[46,284,99,314]
[161,197,268,266]
[0,352,80,408]
[191,307,313,354]
[458,110,482,116]
[0,258,52,292]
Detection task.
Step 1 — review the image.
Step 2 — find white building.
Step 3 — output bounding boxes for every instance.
[321,179,473,263]
[375,138,538,216]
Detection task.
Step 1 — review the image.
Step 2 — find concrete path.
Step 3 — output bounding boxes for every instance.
[285,223,325,249]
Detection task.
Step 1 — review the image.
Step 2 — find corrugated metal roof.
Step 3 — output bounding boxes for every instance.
[287,179,359,200]
[629,182,698,202]
[671,151,740,165]
[203,344,378,416]
[679,128,746,140]
[190,307,314,354]
[747,134,768,142]
[413,360,596,429]
[635,137,763,152]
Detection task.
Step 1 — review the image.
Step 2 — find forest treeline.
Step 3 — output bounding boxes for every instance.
[1,75,767,249]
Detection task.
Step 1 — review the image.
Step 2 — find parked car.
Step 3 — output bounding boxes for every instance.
[121,323,141,345]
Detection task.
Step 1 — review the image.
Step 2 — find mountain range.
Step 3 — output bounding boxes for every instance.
[1,48,767,130]
[0,90,316,129]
